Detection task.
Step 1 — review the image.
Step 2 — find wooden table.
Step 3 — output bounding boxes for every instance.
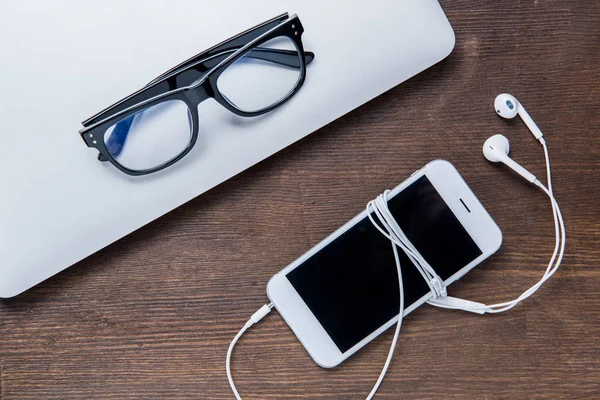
[2,2,599,399]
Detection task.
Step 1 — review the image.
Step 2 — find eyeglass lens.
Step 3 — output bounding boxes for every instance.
[217,36,303,112]
[103,99,193,172]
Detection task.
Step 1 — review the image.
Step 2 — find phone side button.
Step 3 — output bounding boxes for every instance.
[410,169,420,177]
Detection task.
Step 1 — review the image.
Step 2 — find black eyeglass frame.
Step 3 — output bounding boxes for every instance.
[79,13,312,176]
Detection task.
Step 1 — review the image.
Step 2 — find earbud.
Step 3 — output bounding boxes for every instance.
[483,134,537,183]
[494,94,544,141]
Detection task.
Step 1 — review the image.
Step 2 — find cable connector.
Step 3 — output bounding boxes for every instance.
[249,303,273,325]
[428,296,488,315]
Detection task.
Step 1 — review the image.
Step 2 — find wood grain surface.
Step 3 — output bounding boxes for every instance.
[2,1,599,399]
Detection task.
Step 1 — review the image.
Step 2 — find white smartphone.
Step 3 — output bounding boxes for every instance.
[267,160,502,368]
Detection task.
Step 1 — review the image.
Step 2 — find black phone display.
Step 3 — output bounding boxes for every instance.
[286,176,482,353]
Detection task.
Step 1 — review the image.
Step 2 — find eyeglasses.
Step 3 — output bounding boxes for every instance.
[79,13,314,176]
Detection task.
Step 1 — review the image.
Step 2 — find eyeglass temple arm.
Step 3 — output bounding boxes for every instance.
[82,47,314,128]
[146,13,290,87]
[148,47,314,89]
[82,13,289,127]
[242,48,315,69]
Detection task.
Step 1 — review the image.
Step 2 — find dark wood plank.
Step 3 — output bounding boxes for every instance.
[2,1,600,399]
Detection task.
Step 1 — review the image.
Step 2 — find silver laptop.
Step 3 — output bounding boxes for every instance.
[0,0,455,297]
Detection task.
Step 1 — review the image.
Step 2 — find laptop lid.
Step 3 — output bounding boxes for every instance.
[0,0,454,297]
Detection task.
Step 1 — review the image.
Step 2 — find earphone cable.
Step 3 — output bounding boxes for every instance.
[476,139,565,313]
[226,94,565,398]
[226,303,274,400]
[428,138,565,314]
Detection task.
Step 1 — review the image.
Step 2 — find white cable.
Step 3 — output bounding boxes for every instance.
[364,239,404,400]
[227,303,273,400]
[226,322,251,400]
[477,182,564,313]
[428,137,565,314]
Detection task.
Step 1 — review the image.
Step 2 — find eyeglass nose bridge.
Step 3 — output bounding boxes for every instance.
[185,82,211,107]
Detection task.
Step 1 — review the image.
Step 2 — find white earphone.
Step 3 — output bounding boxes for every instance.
[494,93,544,140]
[485,94,552,185]
[483,134,537,183]
[226,93,566,400]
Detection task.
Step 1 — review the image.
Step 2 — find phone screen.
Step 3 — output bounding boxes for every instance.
[286,175,483,353]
